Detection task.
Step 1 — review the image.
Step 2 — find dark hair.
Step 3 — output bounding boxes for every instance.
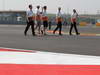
[37,5,40,9]
[29,5,32,8]
[58,7,61,10]
[43,6,47,9]
[73,9,76,12]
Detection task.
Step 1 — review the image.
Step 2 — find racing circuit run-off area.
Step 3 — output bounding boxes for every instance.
[0,48,100,75]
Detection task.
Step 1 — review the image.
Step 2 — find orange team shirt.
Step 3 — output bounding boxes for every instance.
[42,10,48,21]
[42,16,48,21]
[56,17,62,22]
[36,15,41,20]
[56,11,63,23]
[71,18,76,22]
[36,9,41,21]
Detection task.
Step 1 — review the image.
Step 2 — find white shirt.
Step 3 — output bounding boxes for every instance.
[26,10,34,17]
[42,10,47,17]
[56,11,62,18]
[71,12,78,19]
[36,9,41,16]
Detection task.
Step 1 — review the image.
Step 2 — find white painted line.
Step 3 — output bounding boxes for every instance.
[0,47,100,65]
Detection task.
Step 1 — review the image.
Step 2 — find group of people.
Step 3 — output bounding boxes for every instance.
[24,4,80,36]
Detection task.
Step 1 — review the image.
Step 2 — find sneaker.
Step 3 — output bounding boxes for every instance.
[59,33,63,36]
[44,33,47,35]
[69,33,73,36]
[32,34,36,36]
[77,33,80,35]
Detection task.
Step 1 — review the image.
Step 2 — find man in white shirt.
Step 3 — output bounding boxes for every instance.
[24,5,36,36]
[69,9,80,35]
[35,5,42,34]
[42,6,48,35]
[53,7,63,35]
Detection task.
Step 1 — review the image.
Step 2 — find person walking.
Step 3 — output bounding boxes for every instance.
[42,6,48,35]
[69,9,80,35]
[35,5,42,34]
[53,7,63,35]
[24,5,36,36]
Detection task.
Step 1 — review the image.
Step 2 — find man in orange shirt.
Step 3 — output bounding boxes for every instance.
[69,9,80,35]
[42,6,48,35]
[35,5,42,34]
[53,7,63,35]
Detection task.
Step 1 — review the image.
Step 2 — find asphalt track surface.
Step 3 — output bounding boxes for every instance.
[0,25,100,56]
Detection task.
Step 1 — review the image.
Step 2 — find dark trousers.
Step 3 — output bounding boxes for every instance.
[54,22,62,35]
[43,21,48,28]
[24,21,35,35]
[69,22,79,35]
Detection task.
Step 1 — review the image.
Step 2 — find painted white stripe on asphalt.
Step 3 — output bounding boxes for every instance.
[0,50,100,65]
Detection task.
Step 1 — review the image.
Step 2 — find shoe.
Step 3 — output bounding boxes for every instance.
[77,33,80,35]
[59,33,63,36]
[32,34,36,36]
[44,33,47,35]
[69,33,72,35]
